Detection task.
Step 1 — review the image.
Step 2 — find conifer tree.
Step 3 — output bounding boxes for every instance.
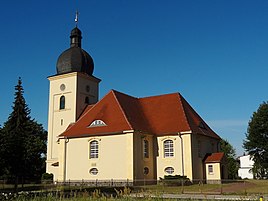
[0,126,7,177]
[244,102,268,179]
[1,78,47,186]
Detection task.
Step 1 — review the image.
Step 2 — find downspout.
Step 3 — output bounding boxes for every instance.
[178,133,184,177]
[63,137,69,182]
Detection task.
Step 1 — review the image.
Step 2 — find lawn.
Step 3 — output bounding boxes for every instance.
[140,180,268,195]
[1,180,268,200]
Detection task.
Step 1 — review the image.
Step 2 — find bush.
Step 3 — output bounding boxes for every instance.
[160,175,191,186]
[41,173,53,183]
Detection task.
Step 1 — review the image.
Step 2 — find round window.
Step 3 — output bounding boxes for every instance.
[144,167,149,175]
[164,167,174,174]
[60,84,66,91]
[89,168,98,175]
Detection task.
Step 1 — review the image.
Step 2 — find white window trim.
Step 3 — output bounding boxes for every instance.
[88,119,107,127]
[89,168,98,175]
[164,167,175,174]
[208,164,214,174]
[164,139,174,158]
[89,140,99,159]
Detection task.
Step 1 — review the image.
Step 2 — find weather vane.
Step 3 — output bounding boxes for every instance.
[75,10,79,27]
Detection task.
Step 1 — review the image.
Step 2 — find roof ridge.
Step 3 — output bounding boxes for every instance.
[111,90,133,130]
[138,92,179,100]
[176,93,192,132]
[179,94,220,139]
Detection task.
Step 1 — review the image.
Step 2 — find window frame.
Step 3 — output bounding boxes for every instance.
[164,140,174,157]
[89,168,98,175]
[143,139,149,158]
[89,120,107,127]
[208,164,213,174]
[59,95,65,110]
[164,167,174,174]
[143,167,149,175]
[89,140,99,159]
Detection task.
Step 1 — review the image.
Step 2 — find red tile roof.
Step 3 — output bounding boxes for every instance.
[205,152,225,163]
[60,90,220,139]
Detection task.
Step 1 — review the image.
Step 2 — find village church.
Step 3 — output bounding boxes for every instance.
[46,24,227,184]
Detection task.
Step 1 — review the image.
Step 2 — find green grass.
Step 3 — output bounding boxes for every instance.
[140,180,268,195]
[1,180,268,200]
[7,197,181,201]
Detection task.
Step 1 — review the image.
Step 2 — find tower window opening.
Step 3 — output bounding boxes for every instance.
[61,119,63,126]
[85,96,89,104]
[60,96,65,110]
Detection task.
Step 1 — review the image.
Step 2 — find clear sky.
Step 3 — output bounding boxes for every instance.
[1,0,268,156]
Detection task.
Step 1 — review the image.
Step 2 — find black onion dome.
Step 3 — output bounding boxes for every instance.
[56,27,94,76]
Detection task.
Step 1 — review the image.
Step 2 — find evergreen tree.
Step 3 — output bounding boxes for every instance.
[243,102,268,179]
[1,78,47,185]
[0,126,7,177]
[220,139,239,179]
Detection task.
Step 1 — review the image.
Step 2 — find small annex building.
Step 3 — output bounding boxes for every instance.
[204,152,227,183]
[46,25,227,184]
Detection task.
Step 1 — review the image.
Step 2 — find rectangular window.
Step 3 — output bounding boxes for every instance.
[208,165,213,174]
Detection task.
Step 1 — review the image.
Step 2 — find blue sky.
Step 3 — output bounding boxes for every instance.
[1,0,268,156]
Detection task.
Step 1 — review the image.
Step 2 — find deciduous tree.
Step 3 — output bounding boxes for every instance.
[243,102,268,179]
[220,139,239,179]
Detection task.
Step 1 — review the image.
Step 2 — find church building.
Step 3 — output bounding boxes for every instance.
[46,24,227,184]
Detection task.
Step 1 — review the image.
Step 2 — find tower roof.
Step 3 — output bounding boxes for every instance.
[56,27,94,76]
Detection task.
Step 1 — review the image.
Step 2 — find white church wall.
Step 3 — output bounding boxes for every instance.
[46,73,78,179]
[156,134,192,180]
[60,132,134,181]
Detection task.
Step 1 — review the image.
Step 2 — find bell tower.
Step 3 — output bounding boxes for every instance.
[46,22,101,179]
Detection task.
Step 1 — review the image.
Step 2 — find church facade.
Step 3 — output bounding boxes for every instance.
[46,26,227,183]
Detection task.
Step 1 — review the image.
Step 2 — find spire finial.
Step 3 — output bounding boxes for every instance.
[75,10,79,27]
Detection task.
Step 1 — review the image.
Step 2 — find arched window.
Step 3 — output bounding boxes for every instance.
[90,140,99,159]
[164,140,174,157]
[85,96,89,104]
[143,140,149,158]
[59,95,65,110]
